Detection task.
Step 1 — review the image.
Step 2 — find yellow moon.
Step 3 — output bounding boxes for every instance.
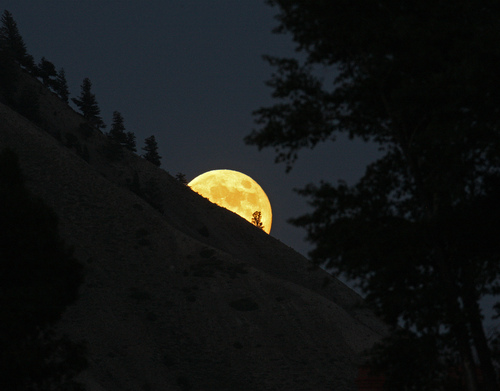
[188,169,272,234]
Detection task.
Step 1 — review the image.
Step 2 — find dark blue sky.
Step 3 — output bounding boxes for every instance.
[5,1,380,257]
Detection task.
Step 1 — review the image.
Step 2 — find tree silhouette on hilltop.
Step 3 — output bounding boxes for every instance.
[72,77,105,130]
[54,67,70,103]
[37,56,57,88]
[125,131,137,152]
[105,111,137,159]
[109,110,127,145]
[0,10,29,103]
[0,10,34,70]
[142,135,161,166]
[252,211,264,230]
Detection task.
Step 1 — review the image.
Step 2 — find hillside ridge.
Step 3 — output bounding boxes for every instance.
[0,73,387,390]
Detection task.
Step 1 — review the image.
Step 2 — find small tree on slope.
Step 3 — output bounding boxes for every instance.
[252,211,264,230]
[72,77,105,130]
[142,135,161,167]
[54,67,70,103]
[108,110,127,145]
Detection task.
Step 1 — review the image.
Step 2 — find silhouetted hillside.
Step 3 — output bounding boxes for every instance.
[0,63,387,390]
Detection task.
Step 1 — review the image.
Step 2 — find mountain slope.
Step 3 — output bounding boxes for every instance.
[0,79,386,390]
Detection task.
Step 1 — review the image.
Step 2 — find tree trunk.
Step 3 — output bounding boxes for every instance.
[436,248,480,391]
[450,318,480,391]
[403,144,489,391]
[462,289,499,391]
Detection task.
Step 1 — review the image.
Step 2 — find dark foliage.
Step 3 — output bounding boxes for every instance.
[142,135,161,167]
[251,210,264,230]
[54,68,70,103]
[0,11,20,103]
[0,10,31,69]
[368,330,452,390]
[125,131,137,152]
[107,111,136,155]
[37,56,57,88]
[108,110,127,145]
[0,148,87,390]
[175,172,188,184]
[246,1,500,389]
[72,77,105,130]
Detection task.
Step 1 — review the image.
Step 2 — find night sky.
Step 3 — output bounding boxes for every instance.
[4,1,380,257]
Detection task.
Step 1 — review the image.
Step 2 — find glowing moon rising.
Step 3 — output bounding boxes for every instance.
[188,169,272,234]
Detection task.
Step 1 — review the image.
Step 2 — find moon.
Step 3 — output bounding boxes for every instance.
[188,169,272,234]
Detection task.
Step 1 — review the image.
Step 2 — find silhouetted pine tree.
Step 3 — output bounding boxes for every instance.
[0,148,87,390]
[252,211,264,230]
[175,172,188,184]
[37,57,57,88]
[0,39,18,104]
[106,111,137,155]
[72,77,105,130]
[108,111,127,145]
[142,135,161,166]
[55,67,69,103]
[0,10,34,71]
[125,131,137,152]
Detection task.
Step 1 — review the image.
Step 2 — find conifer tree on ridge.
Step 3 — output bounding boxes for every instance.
[252,211,264,230]
[125,131,137,152]
[0,10,34,70]
[72,77,105,130]
[109,110,127,145]
[55,67,70,103]
[37,57,57,88]
[142,135,161,167]
[108,111,137,153]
